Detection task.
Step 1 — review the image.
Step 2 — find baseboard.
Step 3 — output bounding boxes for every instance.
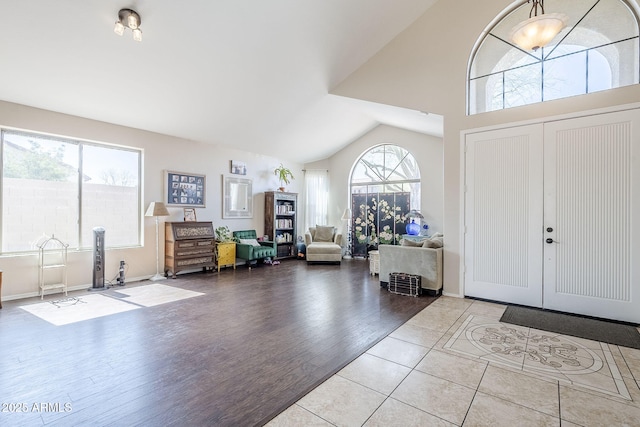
[2,275,151,303]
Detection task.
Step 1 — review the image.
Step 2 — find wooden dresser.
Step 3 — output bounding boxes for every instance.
[165,221,216,278]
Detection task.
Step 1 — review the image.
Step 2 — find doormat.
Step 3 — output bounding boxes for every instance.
[500,305,640,350]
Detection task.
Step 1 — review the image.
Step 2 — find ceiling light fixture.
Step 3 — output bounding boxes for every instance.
[509,0,566,51]
[114,8,142,42]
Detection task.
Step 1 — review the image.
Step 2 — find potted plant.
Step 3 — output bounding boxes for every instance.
[215,226,235,243]
[274,163,294,191]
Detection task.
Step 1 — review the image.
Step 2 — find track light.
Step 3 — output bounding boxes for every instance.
[114,8,142,42]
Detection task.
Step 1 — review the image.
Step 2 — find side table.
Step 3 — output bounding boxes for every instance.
[369,250,380,276]
[215,242,237,272]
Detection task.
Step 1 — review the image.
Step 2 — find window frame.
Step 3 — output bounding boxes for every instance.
[0,127,143,254]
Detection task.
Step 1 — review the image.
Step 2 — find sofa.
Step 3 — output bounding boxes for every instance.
[304,226,342,264]
[378,235,443,295]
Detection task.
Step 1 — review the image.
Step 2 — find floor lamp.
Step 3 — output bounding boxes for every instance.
[341,208,352,259]
[145,201,170,281]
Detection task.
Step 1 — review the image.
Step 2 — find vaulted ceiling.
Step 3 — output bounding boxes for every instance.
[0,1,443,163]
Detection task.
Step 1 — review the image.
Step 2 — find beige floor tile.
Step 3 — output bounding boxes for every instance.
[391,370,475,425]
[408,311,462,333]
[415,349,487,389]
[366,336,429,368]
[620,346,640,361]
[297,375,386,427]
[421,304,468,318]
[433,331,454,350]
[389,323,444,348]
[560,385,640,426]
[463,300,507,318]
[611,346,634,379]
[621,348,640,379]
[478,364,559,417]
[429,296,474,310]
[337,353,411,395]
[363,398,455,427]
[464,392,560,427]
[266,404,334,427]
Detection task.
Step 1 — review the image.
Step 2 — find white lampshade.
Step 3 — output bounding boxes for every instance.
[113,21,125,36]
[510,13,567,51]
[132,28,142,42]
[145,201,170,217]
[341,208,352,220]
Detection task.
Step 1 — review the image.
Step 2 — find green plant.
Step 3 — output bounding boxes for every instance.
[273,163,294,187]
[215,226,235,243]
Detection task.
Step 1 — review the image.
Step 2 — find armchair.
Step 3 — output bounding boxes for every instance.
[232,230,277,268]
[304,226,342,264]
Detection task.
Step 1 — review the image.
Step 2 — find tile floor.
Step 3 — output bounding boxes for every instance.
[267,297,640,427]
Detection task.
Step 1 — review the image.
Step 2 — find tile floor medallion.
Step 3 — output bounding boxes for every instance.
[444,314,631,400]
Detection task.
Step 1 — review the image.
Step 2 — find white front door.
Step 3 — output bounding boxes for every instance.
[542,110,640,323]
[464,124,544,307]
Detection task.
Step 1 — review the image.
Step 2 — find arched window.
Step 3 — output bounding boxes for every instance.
[468,0,640,114]
[348,144,420,257]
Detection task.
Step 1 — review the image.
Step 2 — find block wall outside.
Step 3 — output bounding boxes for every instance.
[3,178,138,252]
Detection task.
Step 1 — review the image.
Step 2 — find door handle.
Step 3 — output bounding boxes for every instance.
[546,238,558,244]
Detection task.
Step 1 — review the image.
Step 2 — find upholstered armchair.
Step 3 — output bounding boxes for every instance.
[304,226,342,264]
[232,230,277,268]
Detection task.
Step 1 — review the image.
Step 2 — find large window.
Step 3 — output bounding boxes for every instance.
[349,144,420,257]
[469,0,640,114]
[1,130,141,253]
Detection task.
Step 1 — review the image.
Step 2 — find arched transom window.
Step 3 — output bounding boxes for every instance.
[468,0,640,114]
[349,144,420,257]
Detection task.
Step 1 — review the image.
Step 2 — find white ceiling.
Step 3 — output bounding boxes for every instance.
[0,1,442,163]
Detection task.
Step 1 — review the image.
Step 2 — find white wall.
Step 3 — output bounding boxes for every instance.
[0,100,303,300]
[305,124,443,234]
[332,0,640,296]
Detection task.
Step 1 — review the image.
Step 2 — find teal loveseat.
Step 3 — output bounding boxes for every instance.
[232,230,277,268]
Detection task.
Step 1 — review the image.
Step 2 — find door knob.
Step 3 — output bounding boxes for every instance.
[546,227,553,232]
[546,238,554,244]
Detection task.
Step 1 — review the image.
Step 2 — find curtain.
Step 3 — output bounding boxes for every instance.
[304,169,329,230]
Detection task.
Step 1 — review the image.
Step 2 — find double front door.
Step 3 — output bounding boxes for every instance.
[464,109,640,323]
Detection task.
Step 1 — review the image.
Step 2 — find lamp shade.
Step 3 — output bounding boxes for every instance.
[341,208,352,220]
[145,201,170,217]
[406,209,424,219]
[510,13,567,51]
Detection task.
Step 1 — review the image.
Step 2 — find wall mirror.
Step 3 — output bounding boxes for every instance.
[223,175,253,218]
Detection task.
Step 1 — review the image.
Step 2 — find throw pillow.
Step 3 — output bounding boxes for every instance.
[401,238,423,247]
[423,237,443,248]
[314,225,335,242]
[239,238,261,247]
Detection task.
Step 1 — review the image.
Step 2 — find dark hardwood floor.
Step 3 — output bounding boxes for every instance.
[0,259,437,426]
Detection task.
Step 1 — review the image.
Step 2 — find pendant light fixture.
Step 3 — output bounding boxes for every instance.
[114,8,142,42]
[510,0,566,51]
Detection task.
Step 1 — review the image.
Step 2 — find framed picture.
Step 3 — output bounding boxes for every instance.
[165,170,206,208]
[183,208,197,222]
[230,160,247,175]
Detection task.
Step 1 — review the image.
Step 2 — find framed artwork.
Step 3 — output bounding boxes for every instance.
[230,160,247,175]
[183,208,197,222]
[165,170,206,208]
